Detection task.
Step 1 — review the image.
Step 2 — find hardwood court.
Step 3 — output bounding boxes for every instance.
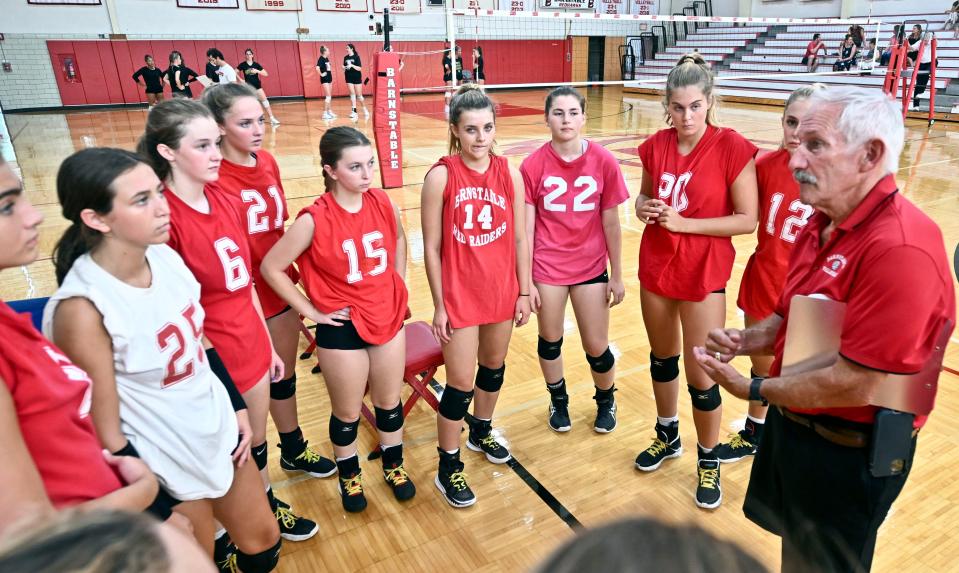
[4,87,959,572]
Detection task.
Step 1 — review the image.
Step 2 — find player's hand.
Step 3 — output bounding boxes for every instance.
[268,349,284,382]
[431,306,453,344]
[528,283,542,313]
[704,327,743,362]
[607,276,626,307]
[232,409,253,467]
[692,347,750,400]
[657,205,689,233]
[515,295,531,327]
[637,198,664,224]
[310,307,349,326]
[102,450,155,488]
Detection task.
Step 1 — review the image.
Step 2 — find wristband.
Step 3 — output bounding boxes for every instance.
[519,293,530,297]
[749,377,766,404]
[112,441,141,458]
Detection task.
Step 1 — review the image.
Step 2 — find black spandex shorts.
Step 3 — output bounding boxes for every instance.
[321,76,332,84]
[711,288,726,294]
[570,269,609,287]
[266,305,292,321]
[345,72,362,85]
[314,319,370,350]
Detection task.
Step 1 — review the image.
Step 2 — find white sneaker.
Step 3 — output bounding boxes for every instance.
[909,104,920,112]
[363,108,370,117]
[271,117,280,125]
[349,111,358,120]
[322,111,333,120]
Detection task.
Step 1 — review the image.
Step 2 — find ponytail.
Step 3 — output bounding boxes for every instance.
[664,52,719,127]
[447,83,496,156]
[137,99,213,182]
[319,126,371,193]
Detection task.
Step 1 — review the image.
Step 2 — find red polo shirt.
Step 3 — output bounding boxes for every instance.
[770,174,955,427]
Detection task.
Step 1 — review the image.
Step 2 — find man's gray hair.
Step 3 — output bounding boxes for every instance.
[808,87,904,174]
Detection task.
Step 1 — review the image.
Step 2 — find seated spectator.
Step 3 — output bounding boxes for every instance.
[945,1,959,32]
[833,35,858,71]
[859,38,877,72]
[880,25,903,66]
[906,24,923,66]
[849,24,865,48]
[801,33,827,72]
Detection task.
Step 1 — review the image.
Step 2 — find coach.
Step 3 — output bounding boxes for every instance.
[693,87,956,572]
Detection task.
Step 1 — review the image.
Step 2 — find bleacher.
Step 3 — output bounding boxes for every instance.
[630,9,958,117]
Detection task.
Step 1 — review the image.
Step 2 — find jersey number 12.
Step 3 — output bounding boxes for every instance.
[765,193,813,243]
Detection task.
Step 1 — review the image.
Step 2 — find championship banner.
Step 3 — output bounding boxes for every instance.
[28,0,101,4]
[632,0,658,16]
[177,0,239,7]
[245,0,301,10]
[453,0,496,9]
[316,0,367,11]
[539,0,595,11]
[596,0,627,14]
[373,0,421,13]
[498,0,534,10]
[371,51,403,189]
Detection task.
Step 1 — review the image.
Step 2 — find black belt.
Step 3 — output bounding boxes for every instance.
[778,407,918,448]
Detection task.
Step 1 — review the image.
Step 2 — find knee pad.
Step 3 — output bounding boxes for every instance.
[475,364,505,393]
[269,374,296,400]
[252,442,268,471]
[650,353,680,382]
[329,415,359,448]
[688,383,722,412]
[438,385,474,421]
[235,538,281,573]
[374,402,404,433]
[537,336,563,361]
[585,347,615,374]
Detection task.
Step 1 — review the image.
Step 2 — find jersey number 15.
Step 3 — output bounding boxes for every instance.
[343,231,388,284]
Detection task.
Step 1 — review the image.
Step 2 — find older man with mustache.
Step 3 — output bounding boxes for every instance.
[693,87,955,572]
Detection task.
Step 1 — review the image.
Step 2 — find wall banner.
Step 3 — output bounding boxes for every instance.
[245,0,301,10]
[316,0,368,11]
[373,0,422,14]
[176,0,240,7]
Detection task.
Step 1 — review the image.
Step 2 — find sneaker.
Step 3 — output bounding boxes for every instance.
[714,419,762,464]
[349,111,358,120]
[435,449,476,508]
[329,111,338,118]
[214,533,236,573]
[217,553,239,573]
[335,455,367,513]
[274,505,319,541]
[279,442,337,478]
[635,423,682,472]
[695,457,722,509]
[465,414,512,464]
[547,392,571,432]
[382,444,416,501]
[593,387,617,434]
[909,103,921,112]
[270,117,280,125]
[322,111,333,120]
[364,108,370,117]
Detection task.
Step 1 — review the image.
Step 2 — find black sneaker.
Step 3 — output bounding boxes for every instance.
[593,387,617,434]
[634,423,682,471]
[217,553,239,573]
[336,455,367,513]
[273,501,319,541]
[279,441,337,478]
[381,444,416,502]
[714,420,762,464]
[465,413,511,464]
[695,455,722,509]
[548,392,571,432]
[214,532,236,573]
[435,449,476,508]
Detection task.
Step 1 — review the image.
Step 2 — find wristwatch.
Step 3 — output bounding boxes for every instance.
[749,377,767,405]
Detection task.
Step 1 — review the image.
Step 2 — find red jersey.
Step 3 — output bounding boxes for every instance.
[521,141,630,285]
[637,125,757,301]
[737,149,813,319]
[804,40,822,57]
[434,154,519,328]
[0,302,123,507]
[771,175,956,427]
[296,189,407,345]
[166,184,272,393]
[217,151,300,318]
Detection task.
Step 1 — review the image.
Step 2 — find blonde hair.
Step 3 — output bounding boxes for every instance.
[663,52,719,126]
[447,83,496,156]
[784,83,826,114]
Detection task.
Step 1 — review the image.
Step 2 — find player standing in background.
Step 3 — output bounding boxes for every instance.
[343,44,368,120]
[165,51,199,99]
[207,49,238,84]
[132,55,165,109]
[238,48,280,126]
[315,46,336,120]
[472,47,485,85]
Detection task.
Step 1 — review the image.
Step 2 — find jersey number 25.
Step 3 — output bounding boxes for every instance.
[156,303,204,388]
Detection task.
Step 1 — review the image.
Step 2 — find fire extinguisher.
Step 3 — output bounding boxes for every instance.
[65,57,76,81]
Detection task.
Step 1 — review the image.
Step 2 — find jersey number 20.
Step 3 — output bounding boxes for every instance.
[342,231,388,284]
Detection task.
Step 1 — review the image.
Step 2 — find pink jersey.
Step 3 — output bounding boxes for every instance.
[637,125,757,301]
[166,184,272,393]
[521,141,629,285]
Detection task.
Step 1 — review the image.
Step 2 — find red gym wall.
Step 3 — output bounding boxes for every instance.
[48,38,571,107]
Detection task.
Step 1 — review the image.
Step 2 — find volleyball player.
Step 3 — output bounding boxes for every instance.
[262,126,415,513]
[132,55,165,108]
[521,86,628,434]
[0,153,159,536]
[165,51,199,99]
[137,99,318,541]
[315,46,336,120]
[472,46,485,85]
[421,85,531,508]
[632,53,758,510]
[343,44,367,120]
[203,83,336,482]
[45,148,282,572]
[713,85,821,464]
[237,49,280,126]
[208,49,238,84]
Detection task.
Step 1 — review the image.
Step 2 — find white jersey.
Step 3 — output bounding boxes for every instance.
[219,63,238,83]
[43,244,237,501]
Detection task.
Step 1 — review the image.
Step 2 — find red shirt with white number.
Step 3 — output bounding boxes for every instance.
[217,151,300,318]
[0,302,123,507]
[771,175,956,427]
[637,125,757,301]
[521,141,630,285]
[297,188,408,345]
[433,154,519,328]
[166,184,272,393]
[737,149,813,319]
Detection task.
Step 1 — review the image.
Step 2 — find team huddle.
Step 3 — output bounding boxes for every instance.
[3,52,830,571]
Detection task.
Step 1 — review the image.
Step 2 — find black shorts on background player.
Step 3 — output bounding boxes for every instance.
[166,65,198,98]
[455,56,464,82]
[343,54,361,85]
[132,66,164,94]
[238,61,264,90]
[443,55,453,82]
[317,56,332,84]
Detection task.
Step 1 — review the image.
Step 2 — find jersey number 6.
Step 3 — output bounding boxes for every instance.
[214,238,251,292]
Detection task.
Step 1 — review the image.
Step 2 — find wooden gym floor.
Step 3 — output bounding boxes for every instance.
[3,87,958,572]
